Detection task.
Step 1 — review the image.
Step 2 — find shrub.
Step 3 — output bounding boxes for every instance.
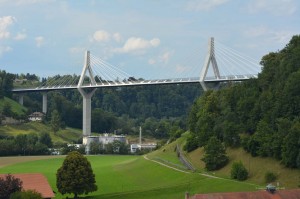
[265,171,277,183]
[10,190,43,199]
[231,161,248,181]
[0,174,22,199]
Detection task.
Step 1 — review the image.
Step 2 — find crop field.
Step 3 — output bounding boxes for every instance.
[0,155,257,199]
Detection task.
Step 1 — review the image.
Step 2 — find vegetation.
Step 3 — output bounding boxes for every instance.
[0,174,23,199]
[9,190,43,199]
[264,171,277,183]
[186,35,300,169]
[56,151,97,198]
[231,161,248,181]
[201,136,228,171]
[0,155,257,199]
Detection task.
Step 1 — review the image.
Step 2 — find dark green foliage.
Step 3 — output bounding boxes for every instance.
[56,151,97,198]
[39,132,53,148]
[183,134,198,152]
[264,171,277,183]
[9,190,42,199]
[50,110,60,133]
[0,174,23,199]
[201,136,228,171]
[231,161,248,181]
[0,70,14,99]
[188,35,300,169]
[105,140,129,154]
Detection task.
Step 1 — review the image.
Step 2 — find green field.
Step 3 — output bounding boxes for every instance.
[0,155,257,199]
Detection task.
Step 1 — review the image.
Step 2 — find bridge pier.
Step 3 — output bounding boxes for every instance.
[18,94,24,105]
[42,93,47,114]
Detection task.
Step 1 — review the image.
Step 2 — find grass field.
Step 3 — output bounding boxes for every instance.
[0,155,257,199]
[0,97,27,115]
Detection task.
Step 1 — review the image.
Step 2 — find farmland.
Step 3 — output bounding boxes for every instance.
[0,155,257,199]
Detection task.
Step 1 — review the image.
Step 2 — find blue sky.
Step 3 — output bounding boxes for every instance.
[0,0,299,79]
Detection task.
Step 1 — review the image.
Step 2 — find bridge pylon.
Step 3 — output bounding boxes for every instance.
[77,51,97,149]
[199,37,221,91]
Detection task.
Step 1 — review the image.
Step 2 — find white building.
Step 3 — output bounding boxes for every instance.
[130,143,157,153]
[84,134,126,153]
[28,112,44,121]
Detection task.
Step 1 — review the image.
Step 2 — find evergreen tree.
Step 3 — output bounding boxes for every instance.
[50,110,61,133]
[56,151,97,198]
[201,136,228,171]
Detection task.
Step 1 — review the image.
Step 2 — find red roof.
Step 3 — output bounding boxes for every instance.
[188,189,300,199]
[0,173,55,198]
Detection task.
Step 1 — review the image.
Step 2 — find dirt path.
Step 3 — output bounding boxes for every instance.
[0,156,64,169]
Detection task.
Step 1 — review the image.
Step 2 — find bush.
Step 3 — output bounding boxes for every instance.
[231,161,248,181]
[0,174,23,199]
[10,190,43,199]
[265,171,277,183]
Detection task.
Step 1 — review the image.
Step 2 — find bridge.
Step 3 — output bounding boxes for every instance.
[12,37,261,147]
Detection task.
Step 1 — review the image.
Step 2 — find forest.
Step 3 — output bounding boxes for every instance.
[10,77,202,140]
[187,35,300,169]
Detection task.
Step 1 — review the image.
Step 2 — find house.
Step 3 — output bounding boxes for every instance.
[0,173,55,199]
[185,189,300,199]
[130,143,157,153]
[28,112,45,121]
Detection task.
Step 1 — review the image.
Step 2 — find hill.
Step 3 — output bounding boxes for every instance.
[0,96,27,117]
[0,122,82,144]
[149,134,300,189]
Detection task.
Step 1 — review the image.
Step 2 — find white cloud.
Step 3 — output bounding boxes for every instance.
[35,36,45,47]
[115,37,160,53]
[0,0,55,6]
[248,0,297,16]
[69,47,85,54]
[14,32,27,40]
[186,0,230,11]
[175,64,190,73]
[244,26,296,45]
[113,33,122,42]
[93,30,110,42]
[0,16,15,39]
[160,51,171,64]
[0,46,12,56]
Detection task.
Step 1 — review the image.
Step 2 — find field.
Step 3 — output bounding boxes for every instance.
[0,155,257,199]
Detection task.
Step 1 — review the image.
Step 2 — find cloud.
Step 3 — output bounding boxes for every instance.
[244,26,296,45]
[148,51,173,65]
[35,36,45,47]
[69,47,85,54]
[247,0,297,16]
[0,16,15,39]
[115,37,160,53]
[186,0,230,11]
[113,33,122,42]
[0,46,12,56]
[0,0,55,6]
[14,32,27,40]
[175,64,190,73]
[93,30,110,42]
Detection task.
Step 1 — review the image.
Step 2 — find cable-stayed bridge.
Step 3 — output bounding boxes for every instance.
[12,37,261,147]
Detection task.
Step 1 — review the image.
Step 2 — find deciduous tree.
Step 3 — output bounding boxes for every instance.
[56,151,97,198]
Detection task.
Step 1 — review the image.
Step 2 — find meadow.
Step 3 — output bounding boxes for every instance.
[0,155,257,199]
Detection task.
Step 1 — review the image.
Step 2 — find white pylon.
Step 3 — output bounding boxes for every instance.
[77,51,97,147]
[199,37,220,91]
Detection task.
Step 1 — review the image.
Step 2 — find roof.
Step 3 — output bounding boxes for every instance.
[189,189,300,199]
[0,173,55,198]
[29,112,45,117]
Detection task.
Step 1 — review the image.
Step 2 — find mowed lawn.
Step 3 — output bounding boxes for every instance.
[0,155,257,199]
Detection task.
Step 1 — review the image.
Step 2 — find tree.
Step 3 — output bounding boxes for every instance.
[50,110,61,133]
[231,161,248,181]
[56,151,97,198]
[201,136,228,171]
[9,190,42,199]
[0,174,23,199]
[39,132,53,148]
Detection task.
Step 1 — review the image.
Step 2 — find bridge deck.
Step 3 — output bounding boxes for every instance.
[12,75,257,92]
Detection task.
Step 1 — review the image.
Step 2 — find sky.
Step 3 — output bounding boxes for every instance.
[0,0,299,79]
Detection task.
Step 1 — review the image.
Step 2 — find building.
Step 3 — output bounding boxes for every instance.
[0,173,55,199]
[185,189,300,199]
[84,134,127,153]
[28,112,45,121]
[130,143,157,153]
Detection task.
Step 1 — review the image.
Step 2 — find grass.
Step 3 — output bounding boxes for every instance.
[0,97,27,115]
[0,122,82,144]
[0,155,257,199]
[187,145,300,189]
